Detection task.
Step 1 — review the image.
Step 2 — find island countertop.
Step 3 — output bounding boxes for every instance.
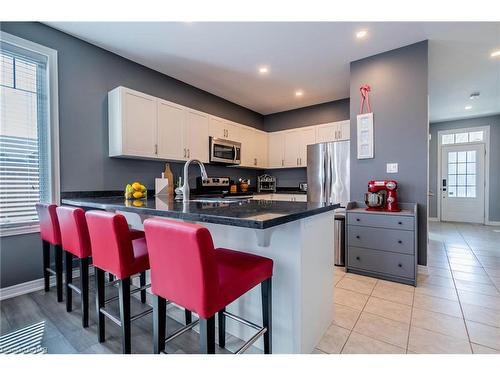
[61,196,339,229]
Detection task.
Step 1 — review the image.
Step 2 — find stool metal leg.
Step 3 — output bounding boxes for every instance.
[199,316,215,354]
[185,309,192,325]
[261,278,272,354]
[55,245,63,302]
[42,240,50,292]
[140,271,146,303]
[118,277,131,354]
[65,251,73,312]
[95,268,106,343]
[218,308,226,348]
[80,257,90,328]
[153,295,166,354]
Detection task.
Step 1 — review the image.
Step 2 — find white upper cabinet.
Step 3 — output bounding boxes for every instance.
[315,120,351,143]
[254,130,268,168]
[109,87,157,158]
[268,132,285,168]
[209,116,240,141]
[283,131,301,167]
[240,127,268,168]
[299,127,317,166]
[157,99,185,160]
[185,110,209,162]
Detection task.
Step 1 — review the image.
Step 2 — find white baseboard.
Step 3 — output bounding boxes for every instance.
[0,267,93,301]
[486,220,500,226]
[428,217,439,222]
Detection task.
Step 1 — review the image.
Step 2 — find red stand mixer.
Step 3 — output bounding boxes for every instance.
[364,180,401,212]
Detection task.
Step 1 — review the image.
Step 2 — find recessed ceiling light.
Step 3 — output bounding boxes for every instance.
[356,30,368,39]
[258,66,269,74]
[491,50,500,58]
[295,90,304,97]
[465,105,472,110]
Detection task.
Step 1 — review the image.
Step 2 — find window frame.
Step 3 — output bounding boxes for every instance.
[0,31,60,237]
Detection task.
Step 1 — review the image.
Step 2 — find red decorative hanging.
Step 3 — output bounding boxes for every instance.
[359,84,372,114]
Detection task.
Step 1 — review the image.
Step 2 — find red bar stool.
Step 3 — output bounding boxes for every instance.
[35,203,63,302]
[85,210,151,354]
[56,206,92,327]
[144,218,273,354]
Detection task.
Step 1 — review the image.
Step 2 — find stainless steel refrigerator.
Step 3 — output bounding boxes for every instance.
[307,141,350,206]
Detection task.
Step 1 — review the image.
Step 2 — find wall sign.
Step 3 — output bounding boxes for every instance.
[357,112,374,159]
[357,84,374,159]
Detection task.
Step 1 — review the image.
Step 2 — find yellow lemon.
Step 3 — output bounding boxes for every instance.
[132,200,144,207]
[132,182,142,191]
[140,184,146,192]
[133,191,143,199]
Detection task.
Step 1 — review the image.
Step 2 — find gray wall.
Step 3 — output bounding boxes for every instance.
[264,98,350,132]
[429,114,500,221]
[349,41,429,265]
[0,22,265,288]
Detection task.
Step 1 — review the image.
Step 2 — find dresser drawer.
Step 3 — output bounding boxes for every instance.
[347,212,414,231]
[347,246,415,279]
[348,226,414,255]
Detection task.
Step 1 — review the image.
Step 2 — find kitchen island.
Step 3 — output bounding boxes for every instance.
[62,195,338,353]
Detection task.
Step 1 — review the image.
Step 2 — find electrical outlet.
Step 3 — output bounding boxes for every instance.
[386,163,398,173]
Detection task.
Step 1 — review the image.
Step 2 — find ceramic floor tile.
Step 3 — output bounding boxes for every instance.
[333,274,344,286]
[461,303,500,328]
[316,324,350,354]
[448,258,482,267]
[364,296,412,324]
[333,288,369,310]
[449,263,488,275]
[341,332,405,354]
[332,303,362,330]
[376,279,415,293]
[466,321,500,350]
[454,279,500,297]
[417,274,456,288]
[352,312,409,348]
[417,266,452,279]
[336,276,376,295]
[411,307,468,339]
[452,271,493,285]
[484,267,500,277]
[413,293,463,318]
[311,348,327,354]
[407,326,472,354]
[343,272,378,286]
[371,283,414,306]
[414,284,458,301]
[458,289,500,311]
[471,343,500,354]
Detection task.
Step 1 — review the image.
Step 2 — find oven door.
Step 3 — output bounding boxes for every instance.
[210,138,241,165]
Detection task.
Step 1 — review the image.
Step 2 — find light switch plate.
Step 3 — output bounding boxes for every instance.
[386,163,398,173]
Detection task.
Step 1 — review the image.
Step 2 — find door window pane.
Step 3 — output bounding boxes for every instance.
[455,133,469,143]
[448,163,457,174]
[447,149,477,199]
[448,187,456,197]
[457,163,466,174]
[448,175,457,185]
[448,152,457,162]
[466,175,476,186]
[457,175,466,185]
[457,151,467,162]
[467,187,476,198]
[469,131,483,142]
[467,163,476,174]
[457,187,466,197]
[467,150,476,162]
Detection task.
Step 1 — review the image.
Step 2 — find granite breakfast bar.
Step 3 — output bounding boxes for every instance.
[62,195,339,354]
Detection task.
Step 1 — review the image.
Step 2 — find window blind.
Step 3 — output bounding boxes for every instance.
[0,47,49,231]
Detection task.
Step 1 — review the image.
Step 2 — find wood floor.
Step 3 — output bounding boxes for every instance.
[0,278,259,354]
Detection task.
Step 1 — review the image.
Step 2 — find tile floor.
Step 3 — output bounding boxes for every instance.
[316,221,500,354]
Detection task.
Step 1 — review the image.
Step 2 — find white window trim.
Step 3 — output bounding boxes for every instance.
[436,126,490,224]
[0,32,60,237]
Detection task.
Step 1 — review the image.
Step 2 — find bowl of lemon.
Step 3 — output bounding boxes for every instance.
[125,182,147,200]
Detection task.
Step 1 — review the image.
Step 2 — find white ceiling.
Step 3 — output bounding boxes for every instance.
[46,22,500,121]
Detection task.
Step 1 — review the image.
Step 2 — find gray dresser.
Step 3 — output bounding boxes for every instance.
[346,202,418,286]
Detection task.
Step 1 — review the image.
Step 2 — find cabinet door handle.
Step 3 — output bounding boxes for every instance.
[356,218,360,222]
[183,148,186,157]
[356,235,360,239]
[154,144,158,155]
[187,149,190,158]
[297,157,299,166]
[281,159,284,166]
[398,263,403,268]
[398,221,403,225]
[254,158,257,166]
[356,256,360,260]
[398,240,402,244]
[300,157,302,165]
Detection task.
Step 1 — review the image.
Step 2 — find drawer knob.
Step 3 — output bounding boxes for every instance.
[356,218,360,221]
[398,240,402,244]
[398,221,402,225]
[398,263,402,267]
[356,256,360,260]
[356,235,360,239]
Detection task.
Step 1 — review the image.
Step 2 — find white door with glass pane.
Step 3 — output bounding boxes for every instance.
[441,144,485,223]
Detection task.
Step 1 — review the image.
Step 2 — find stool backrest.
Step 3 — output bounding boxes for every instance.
[144,218,219,317]
[85,210,135,278]
[56,206,92,258]
[35,203,61,245]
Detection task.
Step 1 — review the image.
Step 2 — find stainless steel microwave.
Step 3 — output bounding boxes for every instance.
[209,137,241,165]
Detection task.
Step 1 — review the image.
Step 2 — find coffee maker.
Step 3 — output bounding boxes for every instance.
[364,179,400,212]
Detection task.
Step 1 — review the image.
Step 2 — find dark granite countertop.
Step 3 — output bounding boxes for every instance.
[61,196,338,229]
